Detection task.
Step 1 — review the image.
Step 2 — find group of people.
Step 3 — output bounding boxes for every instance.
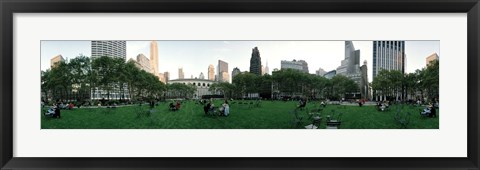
[376,101,390,111]
[203,99,230,116]
[44,103,62,118]
[169,100,181,111]
[420,103,437,118]
[297,99,307,109]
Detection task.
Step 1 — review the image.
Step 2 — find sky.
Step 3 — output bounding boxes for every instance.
[41,40,440,82]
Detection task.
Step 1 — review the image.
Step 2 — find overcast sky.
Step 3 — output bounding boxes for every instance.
[41,40,439,82]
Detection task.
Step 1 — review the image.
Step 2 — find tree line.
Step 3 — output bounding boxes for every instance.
[371,59,439,102]
[210,68,359,100]
[41,55,196,105]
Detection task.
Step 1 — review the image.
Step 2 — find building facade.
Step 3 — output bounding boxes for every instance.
[208,64,215,81]
[150,41,159,76]
[90,41,128,101]
[360,60,370,100]
[134,54,152,73]
[281,59,308,73]
[337,41,360,76]
[324,70,337,79]
[217,60,229,82]
[232,67,241,79]
[164,72,170,84]
[50,55,64,68]
[372,41,406,101]
[264,60,270,75]
[372,41,406,79]
[426,52,439,66]
[91,41,126,59]
[315,68,327,76]
[167,79,218,99]
[178,67,184,79]
[249,47,262,75]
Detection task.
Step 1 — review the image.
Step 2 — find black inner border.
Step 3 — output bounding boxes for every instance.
[1,0,479,169]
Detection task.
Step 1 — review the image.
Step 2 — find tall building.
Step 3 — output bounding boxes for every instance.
[164,72,170,84]
[91,41,126,60]
[261,65,265,75]
[199,72,205,79]
[372,41,406,101]
[90,41,129,100]
[150,41,159,76]
[265,60,270,75]
[222,72,230,83]
[426,53,439,66]
[281,59,308,73]
[360,60,370,100]
[159,73,166,83]
[372,41,406,79]
[178,67,184,79]
[316,68,327,76]
[249,47,262,75]
[208,64,215,81]
[218,60,229,82]
[232,67,241,79]
[134,54,152,73]
[337,41,360,76]
[50,55,64,68]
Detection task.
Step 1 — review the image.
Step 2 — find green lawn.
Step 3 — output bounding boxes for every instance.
[41,100,439,129]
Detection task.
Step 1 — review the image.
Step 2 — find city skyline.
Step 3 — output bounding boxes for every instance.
[41,40,440,82]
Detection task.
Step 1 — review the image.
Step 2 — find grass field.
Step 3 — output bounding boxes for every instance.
[41,100,439,129]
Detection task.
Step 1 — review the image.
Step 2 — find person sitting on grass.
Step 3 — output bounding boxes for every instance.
[222,100,230,116]
[68,103,74,110]
[358,100,363,107]
[297,99,306,109]
[169,102,176,111]
[204,102,211,115]
[421,105,432,117]
[44,104,56,117]
[175,100,181,110]
[320,101,326,108]
[219,105,224,115]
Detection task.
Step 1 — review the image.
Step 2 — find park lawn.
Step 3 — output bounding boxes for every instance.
[41,101,439,129]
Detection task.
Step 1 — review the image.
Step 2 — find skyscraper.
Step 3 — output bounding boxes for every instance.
[208,64,215,81]
[199,72,205,79]
[426,53,439,66]
[372,41,406,79]
[337,41,360,76]
[134,54,152,73]
[150,41,159,76]
[179,67,184,79]
[232,67,241,79]
[91,41,126,60]
[164,72,170,84]
[218,60,229,82]
[50,55,64,68]
[249,47,262,75]
[264,60,270,75]
[360,60,370,100]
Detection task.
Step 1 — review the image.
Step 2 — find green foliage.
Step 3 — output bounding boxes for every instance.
[42,55,166,103]
[372,60,439,101]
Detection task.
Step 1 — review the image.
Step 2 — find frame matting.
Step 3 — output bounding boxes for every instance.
[1,0,479,169]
